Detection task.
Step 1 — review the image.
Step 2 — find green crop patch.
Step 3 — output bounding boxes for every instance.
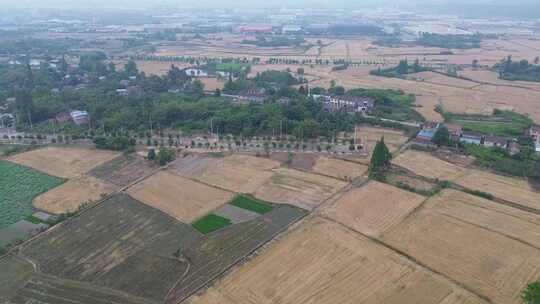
[230,194,274,214]
[0,160,64,228]
[192,214,232,234]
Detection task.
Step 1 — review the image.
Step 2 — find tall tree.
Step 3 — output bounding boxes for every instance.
[124,60,138,77]
[15,90,34,128]
[432,126,450,146]
[368,136,392,180]
[397,59,409,74]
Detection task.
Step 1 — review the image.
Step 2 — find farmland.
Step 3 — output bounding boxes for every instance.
[193,155,279,193]
[127,170,234,223]
[8,147,119,179]
[253,167,347,210]
[0,160,64,228]
[392,150,469,181]
[32,175,117,214]
[188,216,486,304]
[454,169,540,211]
[3,183,306,304]
[382,189,540,304]
[312,157,368,180]
[89,154,157,187]
[321,181,426,237]
[355,126,409,155]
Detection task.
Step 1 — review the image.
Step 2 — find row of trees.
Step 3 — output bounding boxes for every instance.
[496,56,540,82]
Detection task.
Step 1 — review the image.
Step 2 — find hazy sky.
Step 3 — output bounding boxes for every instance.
[0,0,492,9]
[1,0,539,18]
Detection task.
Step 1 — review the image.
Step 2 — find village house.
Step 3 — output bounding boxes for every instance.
[483,135,508,148]
[527,125,540,141]
[460,131,483,145]
[445,123,463,141]
[416,122,440,141]
[70,111,89,125]
[234,88,267,104]
[313,95,374,113]
[55,112,72,123]
[508,140,521,155]
[116,88,128,96]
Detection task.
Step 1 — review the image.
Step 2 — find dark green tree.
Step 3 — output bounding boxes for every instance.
[368,136,392,180]
[124,60,138,76]
[522,281,540,304]
[157,148,176,166]
[147,148,156,160]
[432,126,450,146]
[397,59,409,74]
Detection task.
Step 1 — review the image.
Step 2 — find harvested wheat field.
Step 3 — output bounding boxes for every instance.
[382,192,540,304]
[270,152,319,170]
[194,155,279,193]
[169,154,222,178]
[8,147,119,178]
[355,126,408,155]
[89,154,157,187]
[393,150,468,181]
[253,168,347,210]
[312,157,368,180]
[188,217,486,304]
[127,170,234,223]
[454,170,540,211]
[223,154,280,170]
[321,181,426,237]
[425,189,540,248]
[33,175,117,214]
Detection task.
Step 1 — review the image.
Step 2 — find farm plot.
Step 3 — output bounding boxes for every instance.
[0,256,35,302]
[33,175,117,214]
[194,155,278,193]
[355,126,409,155]
[382,191,540,304]
[9,274,152,304]
[312,157,368,180]
[164,204,306,303]
[169,154,222,178]
[385,169,440,194]
[0,160,64,228]
[322,181,426,237]
[454,170,540,211]
[21,194,199,302]
[253,167,347,210]
[16,192,303,304]
[270,152,319,170]
[188,216,485,304]
[89,154,157,187]
[392,150,468,181]
[425,189,540,248]
[127,170,234,223]
[8,147,119,178]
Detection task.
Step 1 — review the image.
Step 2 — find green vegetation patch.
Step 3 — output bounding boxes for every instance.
[192,214,232,234]
[443,110,532,137]
[230,195,274,215]
[348,87,425,122]
[370,59,430,78]
[0,160,64,228]
[416,33,482,49]
[216,62,249,72]
[496,56,540,82]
